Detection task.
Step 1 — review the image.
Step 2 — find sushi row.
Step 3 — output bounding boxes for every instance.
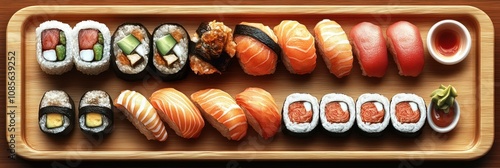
[283,93,426,137]
[38,90,113,138]
[113,87,281,141]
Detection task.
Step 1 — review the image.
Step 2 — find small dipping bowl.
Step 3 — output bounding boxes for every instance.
[427,20,471,65]
[427,100,460,133]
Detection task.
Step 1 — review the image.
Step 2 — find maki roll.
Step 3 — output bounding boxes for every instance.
[319,93,356,136]
[150,23,190,81]
[38,90,75,135]
[78,90,114,137]
[36,20,73,75]
[390,93,426,136]
[111,23,152,81]
[190,20,237,75]
[72,20,111,75]
[234,22,280,76]
[282,93,319,136]
[356,93,390,136]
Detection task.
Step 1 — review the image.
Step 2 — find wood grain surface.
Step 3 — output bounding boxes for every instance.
[1,0,499,167]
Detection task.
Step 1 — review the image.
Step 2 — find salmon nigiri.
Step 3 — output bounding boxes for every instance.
[150,88,205,139]
[235,87,281,139]
[234,22,280,76]
[314,19,353,78]
[114,90,168,141]
[190,89,247,141]
[273,20,317,74]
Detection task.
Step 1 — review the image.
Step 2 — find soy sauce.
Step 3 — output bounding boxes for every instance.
[435,29,460,56]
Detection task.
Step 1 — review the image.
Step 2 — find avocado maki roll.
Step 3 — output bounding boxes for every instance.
[111,23,152,81]
[282,93,319,137]
[150,23,190,81]
[78,90,114,137]
[38,90,75,135]
[72,20,111,75]
[36,20,74,75]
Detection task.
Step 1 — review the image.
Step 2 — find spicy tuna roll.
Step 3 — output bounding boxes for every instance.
[282,93,319,136]
[356,93,390,136]
[78,90,114,138]
[38,90,75,135]
[320,93,356,136]
[72,20,111,75]
[390,93,426,137]
[36,20,73,75]
[150,23,190,81]
[111,23,152,81]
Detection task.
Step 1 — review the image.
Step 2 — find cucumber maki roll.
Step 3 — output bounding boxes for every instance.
[282,93,319,137]
[111,23,152,81]
[390,93,426,137]
[319,93,356,136]
[36,20,74,75]
[150,23,190,81]
[356,93,390,137]
[72,20,111,75]
[78,90,114,138]
[38,90,75,135]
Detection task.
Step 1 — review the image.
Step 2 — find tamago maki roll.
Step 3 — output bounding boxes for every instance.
[72,20,111,75]
[78,90,114,137]
[111,23,152,81]
[39,90,75,135]
[36,20,73,75]
[150,23,190,81]
[282,93,320,136]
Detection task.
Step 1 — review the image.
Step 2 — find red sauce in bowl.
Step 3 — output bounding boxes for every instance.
[434,29,460,57]
[431,105,456,127]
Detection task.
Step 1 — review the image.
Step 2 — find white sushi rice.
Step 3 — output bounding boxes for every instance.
[72,20,111,75]
[152,24,189,74]
[79,90,111,108]
[356,93,390,133]
[113,25,150,74]
[390,93,426,133]
[320,93,355,133]
[40,90,72,109]
[36,20,74,75]
[283,93,319,133]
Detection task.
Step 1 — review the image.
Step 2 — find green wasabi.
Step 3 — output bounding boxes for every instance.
[430,84,458,113]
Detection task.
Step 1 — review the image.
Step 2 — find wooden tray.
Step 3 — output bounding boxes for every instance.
[6,5,494,160]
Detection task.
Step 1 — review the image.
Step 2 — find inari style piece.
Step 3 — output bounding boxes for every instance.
[349,22,388,77]
[235,87,281,139]
[114,90,167,141]
[150,88,205,139]
[273,20,317,75]
[111,23,152,81]
[78,90,114,137]
[190,20,237,75]
[386,21,425,77]
[319,93,356,136]
[191,89,248,141]
[314,19,353,78]
[72,20,111,75]
[234,22,281,76]
[390,93,426,136]
[36,20,74,75]
[356,93,390,136]
[38,90,75,135]
[150,23,191,81]
[282,93,319,136]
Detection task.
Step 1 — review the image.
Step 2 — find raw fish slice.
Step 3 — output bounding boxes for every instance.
[150,88,205,139]
[114,90,168,141]
[314,19,353,78]
[349,22,388,77]
[273,20,317,74]
[386,21,424,77]
[191,89,248,141]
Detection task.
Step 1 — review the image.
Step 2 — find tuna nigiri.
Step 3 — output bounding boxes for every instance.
[386,21,424,77]
[234,22,280,76]
[150,88,205,139]
[273,20,317,74]
[349,22,388,77]
[235,87,281,139]
[114,90,168,141]
[314,19,353,78]
[190,89,247,141]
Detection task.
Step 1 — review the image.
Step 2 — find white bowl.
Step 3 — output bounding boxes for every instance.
[427,100,460,133]
[427,20,471,65]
